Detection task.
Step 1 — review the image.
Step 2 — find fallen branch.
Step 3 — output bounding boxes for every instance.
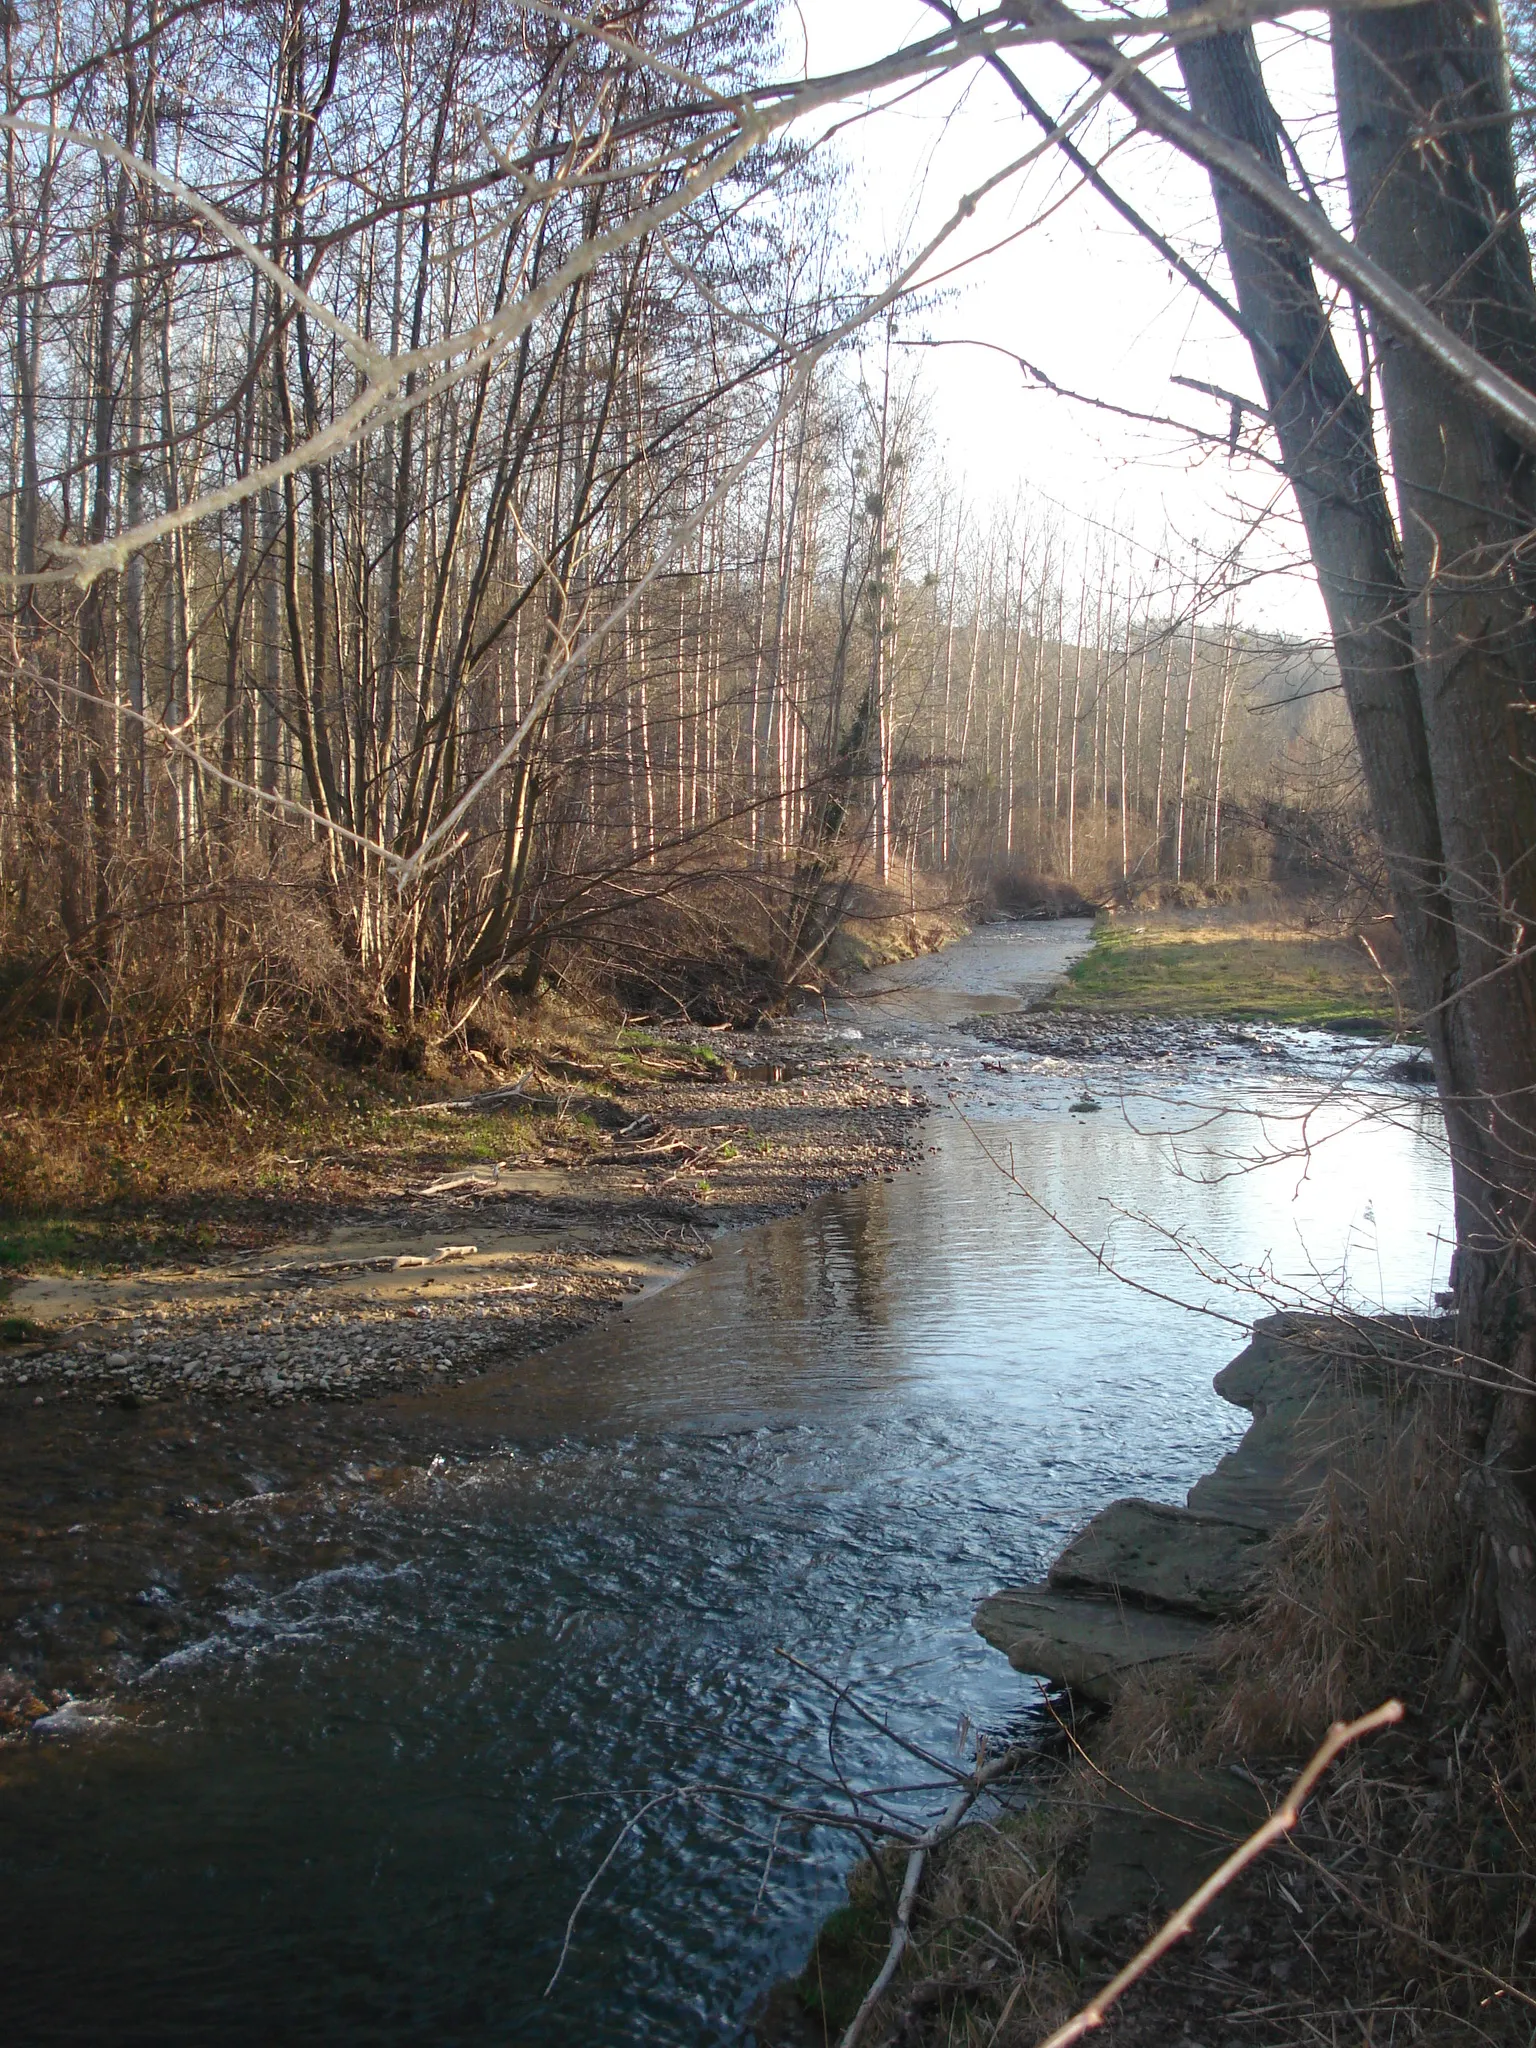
[605,1142,698,1166]
[1029,1700,1404,2048]
[840,1743,1029,2048]
[389,1075,534,1116]
[541,1775,968,2003]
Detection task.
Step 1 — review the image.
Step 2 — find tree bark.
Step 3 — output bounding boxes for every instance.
[1332,0,1536,1693]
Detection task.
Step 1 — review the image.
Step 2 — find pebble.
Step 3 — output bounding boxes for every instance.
[0,1055,927,1411]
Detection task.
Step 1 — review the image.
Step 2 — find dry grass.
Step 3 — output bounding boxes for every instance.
[769,1372,1535,2047]
[0,996,724,1277]
[760,1794,1088,2047]
[1103,1384,1475,1772]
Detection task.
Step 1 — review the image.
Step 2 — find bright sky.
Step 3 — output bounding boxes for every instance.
[789,2,1340,636]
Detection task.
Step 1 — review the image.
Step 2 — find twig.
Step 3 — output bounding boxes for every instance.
[753,1815,785,1917]
[840,1744,1028,2048]
[777,1650,976,1788]
[1028,1701,1404,2048]
[389,1074,532,1115]
[543,1788,691,1997]
[542,1773,968,2004]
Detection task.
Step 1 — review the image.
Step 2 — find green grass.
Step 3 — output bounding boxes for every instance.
[0,1314,47,1344]
[1055,917,1398,1029]
[0,1210,224,1275]
[0,1217,99,1271]
[364,1104,548,1160]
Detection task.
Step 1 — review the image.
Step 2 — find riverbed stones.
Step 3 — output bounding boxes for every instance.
[1048,1498,1269,1619]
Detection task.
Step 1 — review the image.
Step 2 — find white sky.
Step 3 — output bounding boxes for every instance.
[787,2,1343,636]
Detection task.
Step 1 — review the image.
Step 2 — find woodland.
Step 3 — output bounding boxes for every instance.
[11,8,1536,2041]
[0,0,1356,1054]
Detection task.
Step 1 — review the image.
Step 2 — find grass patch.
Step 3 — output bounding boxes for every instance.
[0,1211,225,1275]
[0,1218,93,1269]
[370,1106,548,1165]
[0,1314,48,1344]
[1054,915,1398,1029]
[0,997,640,1260]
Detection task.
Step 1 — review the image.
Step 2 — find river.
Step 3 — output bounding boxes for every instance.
[0,922,1452,2044]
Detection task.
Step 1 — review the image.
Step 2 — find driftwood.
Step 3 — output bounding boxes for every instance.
[390,1072,532,1115]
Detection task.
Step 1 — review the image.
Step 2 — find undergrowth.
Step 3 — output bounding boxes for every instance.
[0,991,719,1267]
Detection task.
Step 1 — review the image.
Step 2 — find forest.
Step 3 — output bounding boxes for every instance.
[0,0,1355,1053]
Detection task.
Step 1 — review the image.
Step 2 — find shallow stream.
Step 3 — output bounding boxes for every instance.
[0,923,1452,2044]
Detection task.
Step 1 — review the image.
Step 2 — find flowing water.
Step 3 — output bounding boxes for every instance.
[0,923,1453,2044]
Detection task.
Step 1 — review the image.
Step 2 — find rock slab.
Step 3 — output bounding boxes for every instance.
[1188,1309,1441,1529]
[1067,1766,1273,1943]
[972,1587,1212,1706]
[1049,1497,1269,1619]
[975,1311,1445,1708]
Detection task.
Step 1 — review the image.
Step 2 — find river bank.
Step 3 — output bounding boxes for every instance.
[0,1026,931,1724]
[760,1305,1531,2046]
[0,887,987,1417]
[0,1040,927,1416]
[0,914,1461,2045]
[1032,897,1402,1031]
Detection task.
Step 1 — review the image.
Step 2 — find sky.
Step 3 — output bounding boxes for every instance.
[785,2,1342,636]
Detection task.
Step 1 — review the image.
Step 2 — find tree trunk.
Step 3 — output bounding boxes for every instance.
[1331,0,1536,1695]
[1163,0,1536,1694]
[1167,1,1484,1216]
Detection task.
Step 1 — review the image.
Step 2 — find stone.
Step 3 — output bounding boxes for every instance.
[1213,1309,1441,1416]
[1189,1310,1441,1530]
[30,1698,126,1741]
[972,1586,1212,1706]
[1049,1498,1269,1619]
[1066,1767,1273,1944]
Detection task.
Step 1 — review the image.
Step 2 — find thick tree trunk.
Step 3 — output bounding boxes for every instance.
[1170,6,1468,1075]
[1161,0,1536,1694]
[1332,0,1536,1693]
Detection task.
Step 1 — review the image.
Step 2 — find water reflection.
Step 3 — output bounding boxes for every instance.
[0,976,1452,2045]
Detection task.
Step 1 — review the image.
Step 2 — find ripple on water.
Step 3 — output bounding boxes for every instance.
[0,961,1452,2043]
